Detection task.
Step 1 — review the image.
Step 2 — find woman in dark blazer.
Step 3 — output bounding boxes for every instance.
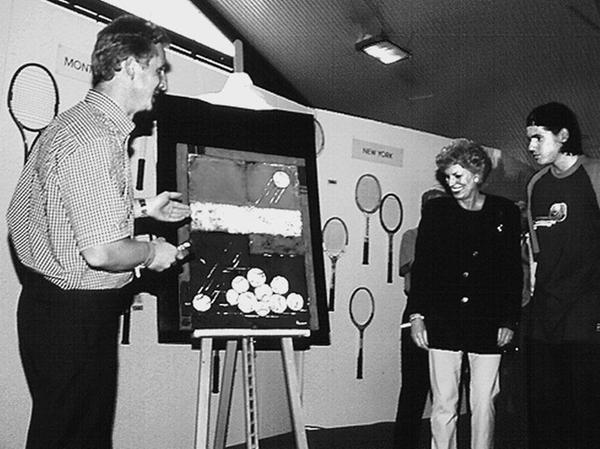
[408,139,522,449]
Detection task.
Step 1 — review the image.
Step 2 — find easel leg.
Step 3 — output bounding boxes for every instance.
[281,337,309,449]
[294,351,305,404]
[213,340,238,449]
[242,337,260,449]
[195,338,213,449]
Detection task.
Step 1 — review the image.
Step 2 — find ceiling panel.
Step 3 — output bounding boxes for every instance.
[203,0,600,166]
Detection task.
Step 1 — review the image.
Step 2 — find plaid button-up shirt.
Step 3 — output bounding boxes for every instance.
[7,90,136,290]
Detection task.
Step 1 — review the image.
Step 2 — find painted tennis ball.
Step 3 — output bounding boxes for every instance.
[254,284,273,300]
[268,294,287,314]
[192,294,211,312]
[270,275,289,295]
[238,291,257,314]
[254,300,270,317]
[225,288,240,305]
[272,171,290,188]
[286,293,304,311]
[231,275,250,293]
[246,267,267,287]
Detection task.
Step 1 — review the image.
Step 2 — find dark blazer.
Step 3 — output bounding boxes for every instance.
[407,194,523,353]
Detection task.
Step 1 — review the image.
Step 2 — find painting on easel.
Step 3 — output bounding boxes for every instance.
[149,94,329,345]
[176,144,315,333]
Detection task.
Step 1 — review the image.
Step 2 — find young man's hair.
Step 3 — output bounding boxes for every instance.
[526,102,583,155]
[91,15,170,87]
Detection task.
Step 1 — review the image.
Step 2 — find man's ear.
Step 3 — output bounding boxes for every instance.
[123,56,137,80]
[558,128,570,143]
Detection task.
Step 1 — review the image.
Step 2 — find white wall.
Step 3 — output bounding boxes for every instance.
[304,110,448,427]
[0,1,451,448]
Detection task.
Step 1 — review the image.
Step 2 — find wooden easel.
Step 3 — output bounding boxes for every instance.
[192,329,310,449]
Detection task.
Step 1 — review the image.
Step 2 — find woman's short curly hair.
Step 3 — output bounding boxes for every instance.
[435,138,492,185]
[91,15,170,87]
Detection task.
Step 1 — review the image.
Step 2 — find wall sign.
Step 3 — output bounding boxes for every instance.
[351,138,404,167]
[56,44,92,83]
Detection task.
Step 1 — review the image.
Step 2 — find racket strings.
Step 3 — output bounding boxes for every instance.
[323,221,347,254]
[356,178,381,212]
[381,199,402,232]
[12,73,54,90]
[10,71,57,129]
[350,291,374,325]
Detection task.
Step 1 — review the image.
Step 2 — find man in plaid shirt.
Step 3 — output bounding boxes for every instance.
[7,15,190,449]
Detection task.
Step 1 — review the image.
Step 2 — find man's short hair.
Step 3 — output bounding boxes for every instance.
[526,102,583,155]
[91,15,170,87]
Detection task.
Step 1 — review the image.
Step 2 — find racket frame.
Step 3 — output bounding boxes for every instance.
[314,117,325,156]
[322,216,349,311]
[349,286,375,379]
[7,62,59,163]
[379,193,404,283]
[354,174,382,265]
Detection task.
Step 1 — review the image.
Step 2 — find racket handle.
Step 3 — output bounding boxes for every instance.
[328,284,335,312]
[121,307,131,345]
[329,262,337,312]
[136,159,146,191]
[362,239,369,265]
[362,216,370,265]
[212,350,220,394]
[357,347,364,380]
[387,236,393,283]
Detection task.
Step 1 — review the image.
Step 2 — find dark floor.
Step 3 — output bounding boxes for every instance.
[229,412,527,449]
[229,348,528,449]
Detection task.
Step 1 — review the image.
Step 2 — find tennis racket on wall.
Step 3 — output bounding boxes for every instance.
[379,193,404,283]
[7,63,59,164]
[314,117,325,156]
[349,286,375,379]
[322,216,349,311]
[355,174,382,265]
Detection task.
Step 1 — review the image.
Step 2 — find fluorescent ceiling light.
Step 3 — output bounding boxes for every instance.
[356,36,411,65]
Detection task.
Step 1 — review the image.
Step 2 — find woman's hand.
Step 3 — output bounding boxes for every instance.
[497,327,514,347]
[410,317,429,350]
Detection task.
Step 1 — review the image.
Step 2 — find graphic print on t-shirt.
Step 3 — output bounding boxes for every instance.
[533,202,567,229]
